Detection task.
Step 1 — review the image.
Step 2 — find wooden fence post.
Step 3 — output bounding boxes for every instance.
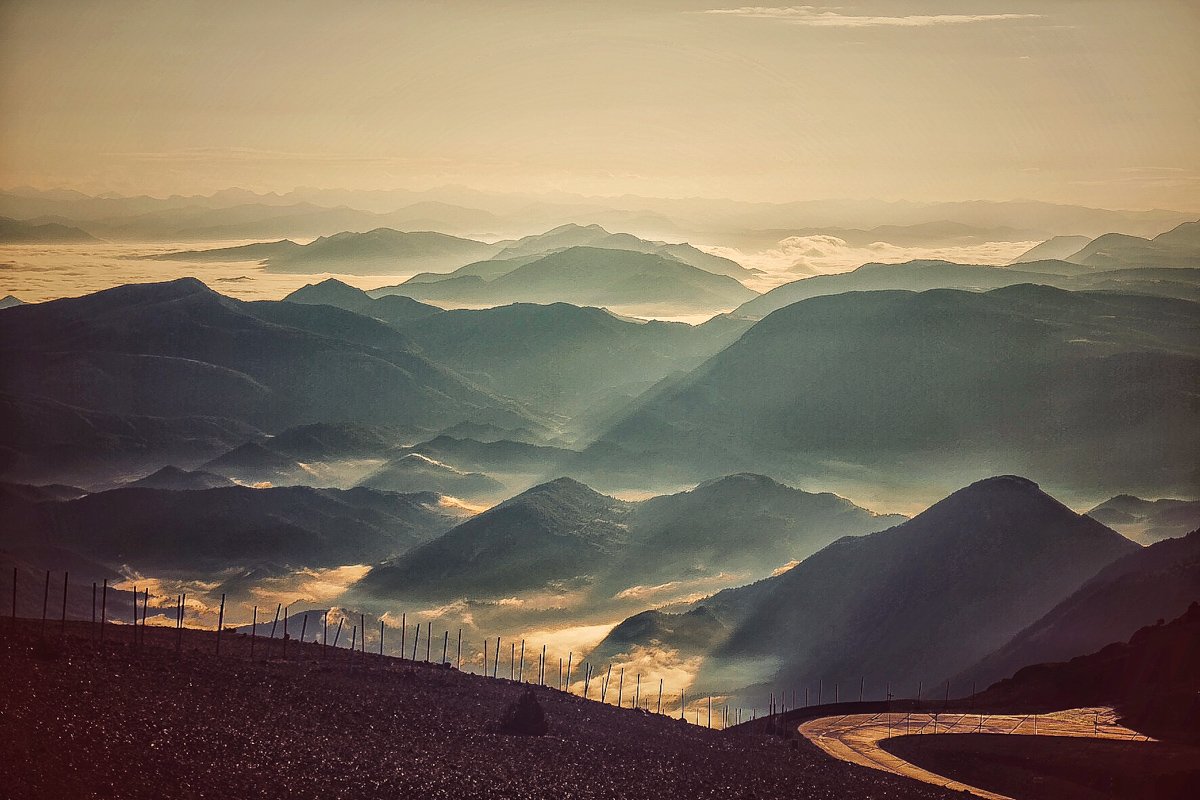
[268,602,280,658]
[492,637,499,678]
[215,593,225,655]
[299,614,309,660]
[41,569,49,640]
[59,571,68,636]
[456,628,462,670]
[250,606,258,659]
[441,630,448,665]
[518,640,525,683]
[332,618,343,648]
[657,678,663,714]
[617,667,624,707]
[411,620,420,661]
[380,620,385,657]
[565,652,573,693]
[424,621,430,662]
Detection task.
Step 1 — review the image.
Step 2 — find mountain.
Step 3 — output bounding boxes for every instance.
[691,476,1138,697]
[1009,235,1092,264]
[0,295,25,310]
[200,422,419,486]
[958,530,1200,692]
[358,473,903,604]
[0,392,261,489]
[7,484,469,571]
[585,606,729,668]
[395,435,575,476]
[0,279,541,447]
[358,453,505,499]
[125,465,236,490]
[606,473,907,592]
[973,602,1200,742]
[488,223,758,279]
[147,239,303,262]
[1065,221,1200,268]
[596,286,1200,500]
[390,302,746,418]
[375,246,758,313]
[358,477,631,600]
[284,278,442,326]
[1086,495,1200,544]
[264,228,496,274]
[733,260,1070,318]
[0,215,97,243]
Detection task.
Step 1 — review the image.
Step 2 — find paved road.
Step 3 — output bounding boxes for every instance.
[798,706,1151,800]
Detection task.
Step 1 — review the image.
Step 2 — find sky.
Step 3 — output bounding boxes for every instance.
[1,0,1198,208]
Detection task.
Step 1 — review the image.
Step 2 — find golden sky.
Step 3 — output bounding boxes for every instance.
[1,0,1197,208]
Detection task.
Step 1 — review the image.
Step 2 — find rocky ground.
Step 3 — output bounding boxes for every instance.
[0,618,955,800]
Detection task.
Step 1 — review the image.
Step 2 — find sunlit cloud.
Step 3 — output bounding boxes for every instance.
[703,236,1038,289]
[701,6,1040,28]
[249,564,372,606]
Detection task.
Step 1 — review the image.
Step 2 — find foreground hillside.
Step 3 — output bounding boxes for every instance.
[0,621,954,800]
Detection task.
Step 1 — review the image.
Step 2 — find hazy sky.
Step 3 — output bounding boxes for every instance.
[1,0,1197,208]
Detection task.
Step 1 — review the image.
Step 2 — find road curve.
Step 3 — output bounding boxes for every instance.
[798,706,1151,800]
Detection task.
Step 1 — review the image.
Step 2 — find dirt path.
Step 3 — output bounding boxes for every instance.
[798,707,1151,800]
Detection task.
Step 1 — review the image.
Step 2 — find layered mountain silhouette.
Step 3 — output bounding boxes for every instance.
[284,278,441,326]
[358,453,504,500]
[0,295,24,310]
[0,215,97,243]
[485,223,757,279]
[358,474,901,603]
[596,286,1200,498]
[731,258,1199,319]
[148,239,303,262]
[6,484,469,571]
[374,246,757,312]
[676,476,1139,697]
[387,301,747,418]
[958,529,1200,692]
[0,280,540,474]
[264,228,496,274]
[200,422,418,486]
[125,465,236,490]
[1009,235,1092,264]
[0,392,261,489]
[1062,220,1200,269]
[1087,495,1200,544]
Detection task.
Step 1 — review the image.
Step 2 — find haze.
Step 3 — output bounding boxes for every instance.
[2,0,1198,209]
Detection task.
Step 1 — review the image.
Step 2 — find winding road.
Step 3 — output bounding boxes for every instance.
[798,706,1152,800]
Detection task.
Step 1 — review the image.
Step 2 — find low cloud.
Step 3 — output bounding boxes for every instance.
[703,236,1037,289]
[701,6,1040,28]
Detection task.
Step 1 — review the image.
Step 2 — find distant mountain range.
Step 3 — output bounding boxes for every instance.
[373,245,757,313]
[3,483,470,571]
[594,285,1200,500]
[0,279,543,487]
[1008,235,1092,264]
[1086,495,1200,544]
[0,215,97,243]
[284,278,442,326]
[356,474,902,603]
[1063,221,1200,269]
[591,476,1138,701]
[484,223,758,279]
[263,228,497,275]
[733,258,1200,319]
[3,187,1194,241]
